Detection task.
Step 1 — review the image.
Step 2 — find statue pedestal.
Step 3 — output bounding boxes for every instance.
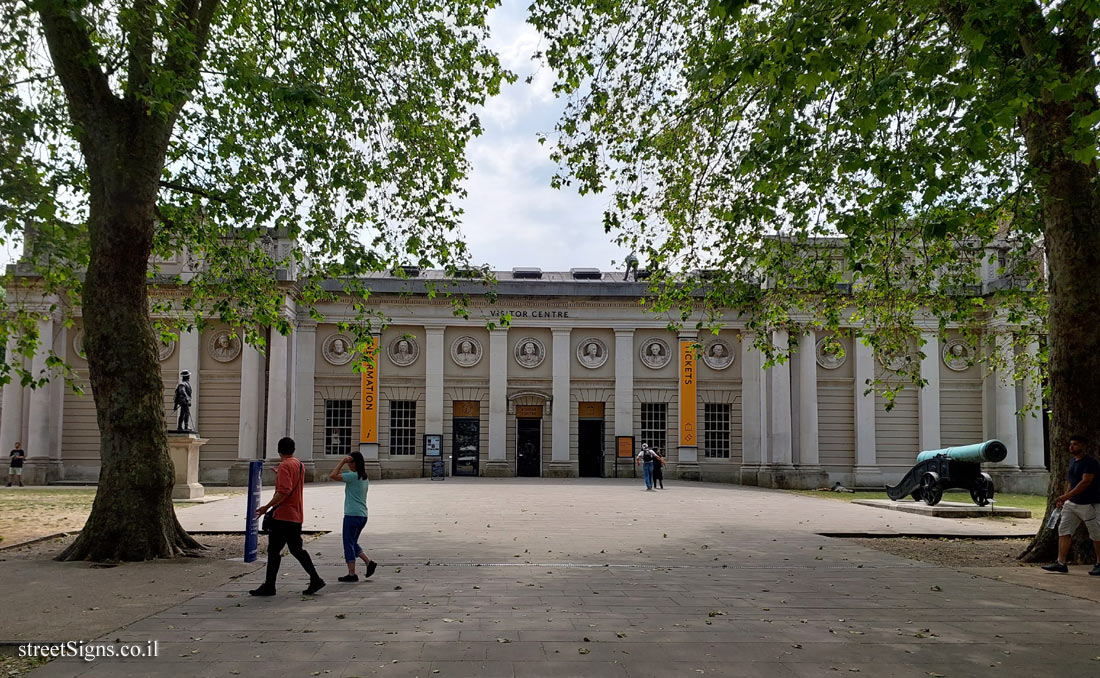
[168,433,207,500]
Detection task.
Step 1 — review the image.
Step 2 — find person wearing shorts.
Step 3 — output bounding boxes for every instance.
[1042,435,1100,575]
[7,442,25,487]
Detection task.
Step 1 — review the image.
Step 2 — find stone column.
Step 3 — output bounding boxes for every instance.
[992,333,1020,468]
[0,336,25,457]
[486,327,509,473]
[918,331,941,452]
[852,336,881,487]
[1020,340,1045,470]
[797,329,823,466]
[424,326,445,439]
[179,326,200,430]
[25,317,57,483]
[740,333,763,486]
[613,328,634,436]
[293,322,317,476]
[264,326,291,460]
[229,339,264,485]
[551,328,571,464]
[758,330,793,487]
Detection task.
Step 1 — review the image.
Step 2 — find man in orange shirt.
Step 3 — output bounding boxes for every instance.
[250,437,325,596]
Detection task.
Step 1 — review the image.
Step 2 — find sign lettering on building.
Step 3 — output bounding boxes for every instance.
[680,341,697,447]
[487,309,571,319]
[360,337,378,444]
[515,405,543,418]
[454,400,480,418]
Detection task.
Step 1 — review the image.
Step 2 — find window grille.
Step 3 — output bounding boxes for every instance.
[324,400,353,456]
[639,403,667,454]
[704,403,731,459]
[389,400,417,455]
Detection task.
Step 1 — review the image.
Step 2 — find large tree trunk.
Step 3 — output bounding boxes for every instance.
[57,126,201,562]
[1017,99,1100,564]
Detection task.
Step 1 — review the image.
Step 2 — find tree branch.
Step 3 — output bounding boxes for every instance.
[125,0,157,100]
[158,179,227,202]
[33,0,119,138]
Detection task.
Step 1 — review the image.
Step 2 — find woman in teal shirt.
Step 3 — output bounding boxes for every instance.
[329,452,377,582]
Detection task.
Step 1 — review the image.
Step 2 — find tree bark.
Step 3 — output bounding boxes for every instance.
[57,121,201,562]
[1017,98,1100,564]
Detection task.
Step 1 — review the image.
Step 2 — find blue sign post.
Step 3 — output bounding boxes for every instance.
[244,459,263,563]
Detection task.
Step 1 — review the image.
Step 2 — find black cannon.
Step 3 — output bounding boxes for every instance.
[885,440,1006,507]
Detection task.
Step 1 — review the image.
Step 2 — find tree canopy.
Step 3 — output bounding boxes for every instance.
[530,0,1099,559]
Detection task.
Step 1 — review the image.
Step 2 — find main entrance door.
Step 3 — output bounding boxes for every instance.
[452,418,480,476]
[516,418,541,477]
[578,420,604,478]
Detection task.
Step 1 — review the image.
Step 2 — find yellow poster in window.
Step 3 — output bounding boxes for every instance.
[680,341,697,447]
[360,337,378,444]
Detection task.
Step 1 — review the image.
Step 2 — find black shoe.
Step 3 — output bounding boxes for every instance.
[249,585,276,596]
[365,560,378,579]
[338,574,358,583]
[303,579,326,595]
[1089,564,1100,576]
[1041,562,1068,573]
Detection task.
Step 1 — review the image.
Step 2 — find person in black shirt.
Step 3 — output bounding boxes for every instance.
[1042,435,1100,575]
[7,442,25,487]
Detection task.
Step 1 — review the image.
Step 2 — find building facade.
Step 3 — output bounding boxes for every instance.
[0,263,1049,492]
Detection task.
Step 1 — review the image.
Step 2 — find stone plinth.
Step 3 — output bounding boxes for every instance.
[853,498,1032,518]
[168,432,207,500]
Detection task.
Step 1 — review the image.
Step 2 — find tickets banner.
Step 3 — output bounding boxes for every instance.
[680,341,697,447]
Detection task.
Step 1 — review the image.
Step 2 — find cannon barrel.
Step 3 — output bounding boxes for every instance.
[915,439,1007,464]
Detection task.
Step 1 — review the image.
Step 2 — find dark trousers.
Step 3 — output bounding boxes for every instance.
[265,518,321,587]
[653,464,664,488]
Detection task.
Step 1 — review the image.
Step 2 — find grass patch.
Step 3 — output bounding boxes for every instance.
[0,654,50,677]
[0,487,243,545]
[787,489,1048,513]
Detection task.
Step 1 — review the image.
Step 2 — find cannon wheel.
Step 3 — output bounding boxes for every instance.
[920,472,943,506]
[970,473,995,507]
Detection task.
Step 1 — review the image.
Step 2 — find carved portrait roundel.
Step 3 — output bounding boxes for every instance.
[451,335,483,367]
[208,330,242,363]
[942,339,973,372]
[576,337,608,369]
[388,336,420,367]
[702,339,734,370]
[639,338,671,369]
[815,336,847,370]
[514,337,546,369]
[323,333,355,366]
[72,330,86,360]
[158,338,176,362]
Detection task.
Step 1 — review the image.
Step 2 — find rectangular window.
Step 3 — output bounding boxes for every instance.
[324,400,353,456]
[704,403,731,459]
[389,400,417,455]
[639,403,667,454]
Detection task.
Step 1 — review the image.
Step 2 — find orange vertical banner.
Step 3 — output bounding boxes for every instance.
[680,341,697,447]
[360,337,378,444]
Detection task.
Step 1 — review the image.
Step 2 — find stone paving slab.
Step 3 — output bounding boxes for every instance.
[853,498,1032,518]
[25,479,1099,678]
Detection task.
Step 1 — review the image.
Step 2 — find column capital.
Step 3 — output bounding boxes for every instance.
[613,327,635,337]
[551,327,572,336]
[490,326,510,335]
[295,320,318,331]
[424,325,447,334]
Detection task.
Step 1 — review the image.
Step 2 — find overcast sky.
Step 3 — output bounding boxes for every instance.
[455,1,631,272]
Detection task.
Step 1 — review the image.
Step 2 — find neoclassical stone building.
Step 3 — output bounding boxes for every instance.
[1,250,1048,492]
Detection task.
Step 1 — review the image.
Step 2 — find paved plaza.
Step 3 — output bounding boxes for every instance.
[26,479,1100,677]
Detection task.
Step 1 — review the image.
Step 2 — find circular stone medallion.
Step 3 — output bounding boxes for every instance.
[208,330,242,363]
[451,336,483,367]
[942,339,973,372]
[639,338,672,369]
[158,338,176,362]
[388,336,420,367]
[513,337,546,369]
[702,339,734,370]
[323,333,355,366]
[815,336,847,369]
[576,337,609,369]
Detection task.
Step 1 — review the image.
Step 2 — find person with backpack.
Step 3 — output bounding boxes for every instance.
[330,451,378,582]
[635,443,665,491]
[250,437,325,597]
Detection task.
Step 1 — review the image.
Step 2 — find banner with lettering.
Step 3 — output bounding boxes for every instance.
[360,337,378,444]
[680,341,697,447]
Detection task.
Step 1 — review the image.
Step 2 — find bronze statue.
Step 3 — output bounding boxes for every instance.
[174,370,194,433]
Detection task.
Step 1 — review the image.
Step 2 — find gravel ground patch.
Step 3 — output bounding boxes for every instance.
[847,536,1031,568]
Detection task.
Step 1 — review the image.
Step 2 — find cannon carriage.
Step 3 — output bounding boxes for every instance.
[886,440,1007,507]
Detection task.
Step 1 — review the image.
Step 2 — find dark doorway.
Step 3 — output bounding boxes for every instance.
[452,418,480,476]
[578,419,604,477]
[517,418,541,477]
